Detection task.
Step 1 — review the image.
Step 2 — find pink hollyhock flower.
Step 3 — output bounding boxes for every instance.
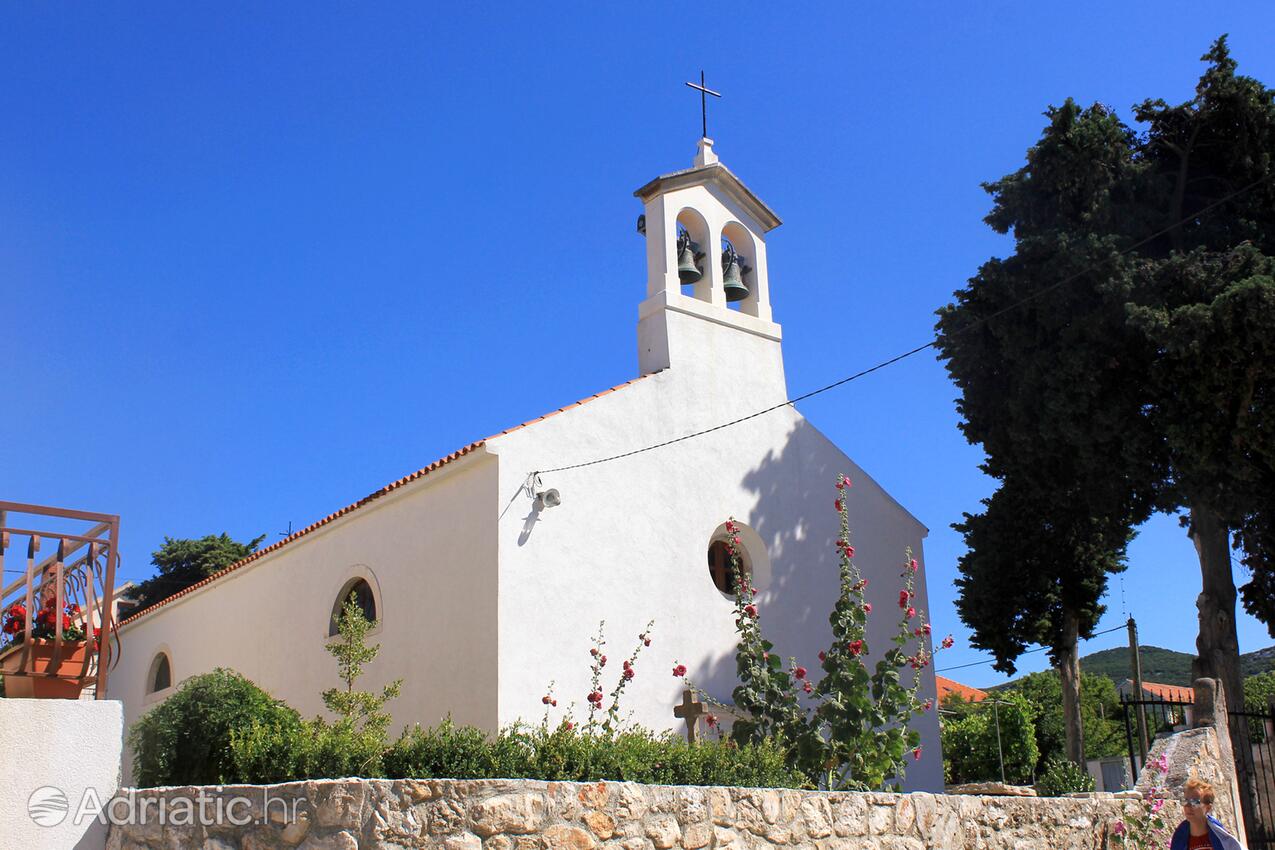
[898,590,910,608]
[909,559,918,572]
[912,746,922,761]
[794,666,807,679]
[848,640,863,656]
[1112,822,1125,836]
[863,603,872,613]
[600,655,607,666]
[835,480,845,491]
[672,663,687,677]
[803,681,813,694]
[923,699,933,711]
[906,607,916,619]
[818,651,827,662]
[623,668,635,680]
[923,623,932,635]
[1151,798,1165,814]
[564,721,575,731]
[590,647,599,657]
[551,699,558,707]
[706,714,718,728]
[942,636,954,649]
[834,499,843,512]
[542,695,552,705]
[744,604,758,618]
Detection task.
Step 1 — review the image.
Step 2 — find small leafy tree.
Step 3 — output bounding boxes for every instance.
[940,692,1040,785]
[231,594,401,780]
[323,593,402,738]
[685,475,949,790]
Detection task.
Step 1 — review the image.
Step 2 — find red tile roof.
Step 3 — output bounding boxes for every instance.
[118,374,651,629]
[936,675,988,704]
[1138,681,1195,703]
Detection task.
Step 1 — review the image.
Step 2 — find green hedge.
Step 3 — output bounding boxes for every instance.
[128,669,300,787]
[230,716,805,788]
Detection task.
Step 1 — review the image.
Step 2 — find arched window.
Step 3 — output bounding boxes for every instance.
[329,578,377,636]
[147,652,172,694]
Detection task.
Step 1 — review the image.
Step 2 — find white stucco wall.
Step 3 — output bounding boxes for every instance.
[113,454,499,783]
[488,310,943,791]
[0,698,122,850]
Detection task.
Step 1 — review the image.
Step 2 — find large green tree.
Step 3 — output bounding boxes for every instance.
[936,37,1275,789]
[128,533,266,614]
[953,476,1135,763]
[1004,671,1126,771]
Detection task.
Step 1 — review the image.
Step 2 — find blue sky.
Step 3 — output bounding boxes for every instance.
[4,3,1273,689]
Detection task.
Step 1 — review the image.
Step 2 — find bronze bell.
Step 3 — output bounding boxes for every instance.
[677,232,704,284]
[722,244,750,302]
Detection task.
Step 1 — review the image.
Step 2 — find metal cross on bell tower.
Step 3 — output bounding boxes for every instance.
[685,71,722,140]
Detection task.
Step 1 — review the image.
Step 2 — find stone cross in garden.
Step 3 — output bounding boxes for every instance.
[674,689,705,743]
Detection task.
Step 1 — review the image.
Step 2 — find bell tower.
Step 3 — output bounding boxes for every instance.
[633,139,786,399]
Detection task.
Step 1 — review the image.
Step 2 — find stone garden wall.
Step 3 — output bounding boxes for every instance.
[105,778,1171,850]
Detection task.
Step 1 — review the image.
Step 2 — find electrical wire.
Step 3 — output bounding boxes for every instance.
[534,174,1271,478]
[934,623,1127,673]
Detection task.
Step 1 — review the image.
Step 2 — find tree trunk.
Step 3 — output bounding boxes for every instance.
[1189,501,1254,836]
[1059,607,1085,765]
[1190,502,1242,711]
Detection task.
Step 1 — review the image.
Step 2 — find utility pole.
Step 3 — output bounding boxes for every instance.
[1127,616,1150,766]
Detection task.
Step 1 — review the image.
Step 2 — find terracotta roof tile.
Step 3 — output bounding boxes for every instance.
[936,675,988,703]
[118,374,651,629]
[1138,680,1195,703]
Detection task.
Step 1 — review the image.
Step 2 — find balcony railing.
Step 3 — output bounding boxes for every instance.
[0,501,120,699]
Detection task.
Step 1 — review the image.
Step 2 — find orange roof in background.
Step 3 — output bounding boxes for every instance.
[936,675,988,703]
[118,374,651,629]
[1138,681,1195,703]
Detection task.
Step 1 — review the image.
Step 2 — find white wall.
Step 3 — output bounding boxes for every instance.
[113,454,499,783]
[0,698,122,850]
[489,322,943,791]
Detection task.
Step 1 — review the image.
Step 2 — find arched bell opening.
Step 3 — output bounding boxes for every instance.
[720,222,760,315]
[675,208,712,302]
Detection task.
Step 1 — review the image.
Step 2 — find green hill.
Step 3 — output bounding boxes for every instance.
[1079,644,1275,686]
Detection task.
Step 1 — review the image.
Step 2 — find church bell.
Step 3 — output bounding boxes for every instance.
[721,244,750,302]
[677,232,704,284]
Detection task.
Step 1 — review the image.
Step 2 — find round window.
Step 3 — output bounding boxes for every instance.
[708,539,751,595]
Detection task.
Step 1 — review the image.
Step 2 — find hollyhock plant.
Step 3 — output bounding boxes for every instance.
[554,619,655,733]
[1109,755,1176,848]
[681,475,949,791]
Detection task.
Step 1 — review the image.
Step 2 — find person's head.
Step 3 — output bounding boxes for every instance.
[1183,778,1215,826]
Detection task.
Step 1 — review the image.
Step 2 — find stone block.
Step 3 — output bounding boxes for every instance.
[470,793,548,837]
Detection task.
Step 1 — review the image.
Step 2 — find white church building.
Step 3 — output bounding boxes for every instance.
[114,138,943,790]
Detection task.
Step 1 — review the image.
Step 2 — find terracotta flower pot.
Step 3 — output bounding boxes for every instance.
[0,639,89,699]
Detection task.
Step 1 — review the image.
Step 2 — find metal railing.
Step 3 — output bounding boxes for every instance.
[0,501,120,698]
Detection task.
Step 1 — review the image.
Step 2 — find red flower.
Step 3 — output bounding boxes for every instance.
[898,591,909,608]
[863,603,872,614]
[564,721,574,731]
[922,623,932,635]
[731,536,741,546]
[909,559,918,573]
[912,746,923,761]
[588,690,603,704]
[794,666,807,679]
[906,607,916,620]
[623,668,634,680]
[942,635,954,649]
[590,647,599,657]
[542,695,552,705]
[643,637,651,646]
[672,663,687,678]
[818,651,826,662]
[923,699,933,712]
[743,604,758,618]
[835,480,845,491]
[599,655,607,667]
[706,714,718,728]
[803,681,813,694]
[847,640,863,656]
[552,699,558,707]
[834,499,843,512]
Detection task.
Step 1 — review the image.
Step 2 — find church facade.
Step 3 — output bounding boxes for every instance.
[114,139,943,790]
